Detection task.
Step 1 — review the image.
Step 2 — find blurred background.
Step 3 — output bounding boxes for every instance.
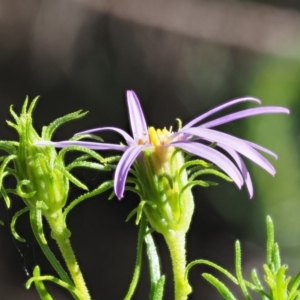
[0,0,299,298]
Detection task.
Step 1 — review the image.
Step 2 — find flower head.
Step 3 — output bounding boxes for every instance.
[39,91,289,201]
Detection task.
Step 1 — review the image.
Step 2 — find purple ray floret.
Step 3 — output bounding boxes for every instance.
[37,90,289,199]
[126,90,149,143]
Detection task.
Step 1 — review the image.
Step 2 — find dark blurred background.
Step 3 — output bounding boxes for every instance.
[0,0,299,299]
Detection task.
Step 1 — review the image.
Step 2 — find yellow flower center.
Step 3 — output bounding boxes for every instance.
[148,126,171,147]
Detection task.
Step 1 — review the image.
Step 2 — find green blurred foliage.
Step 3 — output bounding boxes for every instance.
[248,58,300,264]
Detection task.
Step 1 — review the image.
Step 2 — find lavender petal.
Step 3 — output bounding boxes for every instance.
[127,90,149,142]
[202,107,290,129]
[74,127,134,145]
[243,140,277,158]
[114,144,147,199]
[180,127,276,175]
[36,140,127,151]
[170,141,244,189]
[220,144,253,198]
[182,97,261,129]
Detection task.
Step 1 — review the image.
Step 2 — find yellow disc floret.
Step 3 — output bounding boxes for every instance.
[148,126,171,147]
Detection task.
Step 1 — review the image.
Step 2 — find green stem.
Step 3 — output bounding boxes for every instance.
[164,230,191,300]
[29,210,73,286]
[46,212,90,300]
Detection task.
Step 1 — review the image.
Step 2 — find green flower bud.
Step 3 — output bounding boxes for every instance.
[9,97,68,215]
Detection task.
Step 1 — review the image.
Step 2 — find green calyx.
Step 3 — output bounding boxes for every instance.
[128,147,232,236]
[129,148,193,235]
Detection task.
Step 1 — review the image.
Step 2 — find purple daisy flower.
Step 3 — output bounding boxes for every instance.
[38,91,289,199]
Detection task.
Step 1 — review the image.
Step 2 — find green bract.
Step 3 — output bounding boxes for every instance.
[133,146,195,235]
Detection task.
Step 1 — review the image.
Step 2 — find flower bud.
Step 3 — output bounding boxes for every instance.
[10,98,68,215]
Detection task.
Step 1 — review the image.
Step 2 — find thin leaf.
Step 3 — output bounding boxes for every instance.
[185,259,238,285]
[151,275,165,300]
[123,216,147,300]
[63,181,114,221]
[289,271,300,296]
[10,207,30,242]
[179,159,212,177]
[42,110,88,140]
[266,216,275,269]
[26,270,81,300]
[66,161,111,172]
[32,266,54,300]
[144,227,164,299]
[189,168,232,182]
[235,241,252,300]
[202,273,237,300]
[180,180,210,197]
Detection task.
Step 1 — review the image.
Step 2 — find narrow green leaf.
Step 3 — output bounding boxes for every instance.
[63,180,114,221]
[126,208,138,222]
[71,133,103,142]
[0,141,17,154]
[272,242,281,272]
[66,161,111,172]
[125,186,143,198]
[21,96,29,114]
[26,271,81,299]
[35,203,48,245]
[123,216,147,300]
[16,180,36,199]
[289,271,300,295]
[202,273,237,300]
[58,146,106,164]
[235,241,252,300]
[266,216,275,269]
[144,227,164,300]
[60,168,88,191]
[179,159,212,177]
[32,266,54,300]
[10,207,30,242]
[1,184,11,208]
[9,104,21,125]
[250,270,269,300]
[42,110,88,140]
[135,201,156,225]
[180,180,210,198]
[0,154,17,189]
[189,168,232,182]
[151,275,165,300]
[185,259,238,285]
[27,96,39,115]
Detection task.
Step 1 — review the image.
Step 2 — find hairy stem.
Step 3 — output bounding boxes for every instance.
[164,230,191,300]
[46,212,90,300]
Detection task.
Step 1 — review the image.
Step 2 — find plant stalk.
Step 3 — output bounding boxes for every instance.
[46,212,90,300]
[164,230,191,300]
